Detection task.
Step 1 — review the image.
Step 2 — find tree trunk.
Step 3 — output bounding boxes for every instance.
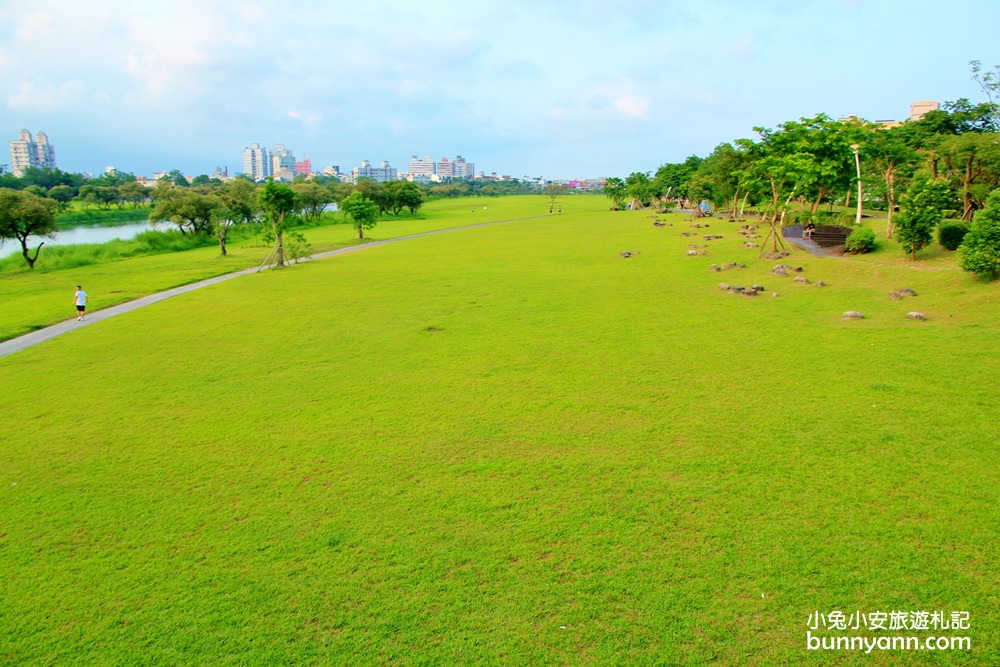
[844,187,851,208]
[20,240,43,269]
[219,235,227,256]
[275,231,285,266]
[885,167,895,239]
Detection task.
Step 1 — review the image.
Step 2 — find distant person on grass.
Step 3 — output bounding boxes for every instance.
[74,285,88,321]
[804,221,816,239]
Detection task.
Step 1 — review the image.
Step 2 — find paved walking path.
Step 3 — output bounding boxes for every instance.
[0,216,541,359]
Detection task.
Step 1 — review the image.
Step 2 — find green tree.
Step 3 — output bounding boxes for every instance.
[937,133,1000,220]
[355,180,390,215]
[48,185,75,211]
[118,181,151,209]
[970,60,1000,129]
[861,124,919,238]
[291,181,332,222]
[652,155,702,201]
[603,177,627,210]
[692,143,747,211]
[959,188,1000,278]
[168,169,190,188]
[895,175,952,260]
[91,169,136,187]
[258,180,299,267]
[328,181,355,206]
[625,172,652,208]
[384,180,424,215]
[340,191,379,239]
[218,178,259,225]
[149,189,219,235]
[0,188,59,268]
[544,182,568,204]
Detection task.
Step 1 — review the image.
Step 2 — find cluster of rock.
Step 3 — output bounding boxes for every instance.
[709,262,748,271]
[771,264,804,276]
[888,288,918,299]
[763,250,792,260]
[718,282,768,297]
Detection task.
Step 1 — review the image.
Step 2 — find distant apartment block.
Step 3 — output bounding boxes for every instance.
[451,156,474,178]
[243,143,271,181]
[8,129,56,177]
[408,155,436,177]
[271,144,297,181]
[295,159,312,176]
[909,100,939,121]
[353,160,397,183]
[407,154,475,181]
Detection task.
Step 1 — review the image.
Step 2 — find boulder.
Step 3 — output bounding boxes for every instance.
[813,280,826,287]
[898,288,918,297]
[793,276,810,284]
[772,268,788,277]
[907,312,926,321]
[888,291,902,300]
[842,311,864,320]
[718,282,730,291]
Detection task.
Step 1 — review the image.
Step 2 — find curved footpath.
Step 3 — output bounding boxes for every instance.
[0,215,542,360]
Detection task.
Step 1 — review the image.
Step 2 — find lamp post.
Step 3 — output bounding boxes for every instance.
[851,143,862,226]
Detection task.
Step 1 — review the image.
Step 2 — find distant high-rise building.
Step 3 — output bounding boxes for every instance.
[451,155,474,179]
[436,157,453,178]
[271,144,296,176]
[243,143,271,181]
[408,155,436,177]
[8,129,57,177]
[295,159,312,175]
[353,160,397,183]
[910,100,939,121]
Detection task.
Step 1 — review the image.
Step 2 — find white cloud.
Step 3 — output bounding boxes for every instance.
[16,11,53,40]
[7,78,85,112]
[610,94,651,120]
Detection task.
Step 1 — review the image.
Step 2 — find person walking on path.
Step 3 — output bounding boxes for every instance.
[74,285,88,321]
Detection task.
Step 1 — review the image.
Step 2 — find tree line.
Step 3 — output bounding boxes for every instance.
[0,172,429,269]
[605,61,1000,278]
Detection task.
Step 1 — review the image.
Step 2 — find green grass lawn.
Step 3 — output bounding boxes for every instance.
[0,196,544,342]
[1,197,997,665]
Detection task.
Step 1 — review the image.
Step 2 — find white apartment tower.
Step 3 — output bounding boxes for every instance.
[8,129,57,176]
[243,143,271,181]
[408,155,436,177]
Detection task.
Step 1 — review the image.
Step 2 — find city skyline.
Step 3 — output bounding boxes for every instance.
[1,1,997,180]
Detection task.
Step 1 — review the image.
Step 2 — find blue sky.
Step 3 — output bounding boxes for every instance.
[1,0,997,180]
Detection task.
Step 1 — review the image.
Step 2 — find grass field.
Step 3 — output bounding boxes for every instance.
[0,196,997,665]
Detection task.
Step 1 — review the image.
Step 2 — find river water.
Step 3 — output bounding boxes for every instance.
[0,220,166,258]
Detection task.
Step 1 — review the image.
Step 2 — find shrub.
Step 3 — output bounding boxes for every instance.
[844,227,877,254]
[960,190,1000,279]
[938,222,969,251]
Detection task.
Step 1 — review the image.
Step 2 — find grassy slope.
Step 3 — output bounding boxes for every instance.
[0,198,997,665]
